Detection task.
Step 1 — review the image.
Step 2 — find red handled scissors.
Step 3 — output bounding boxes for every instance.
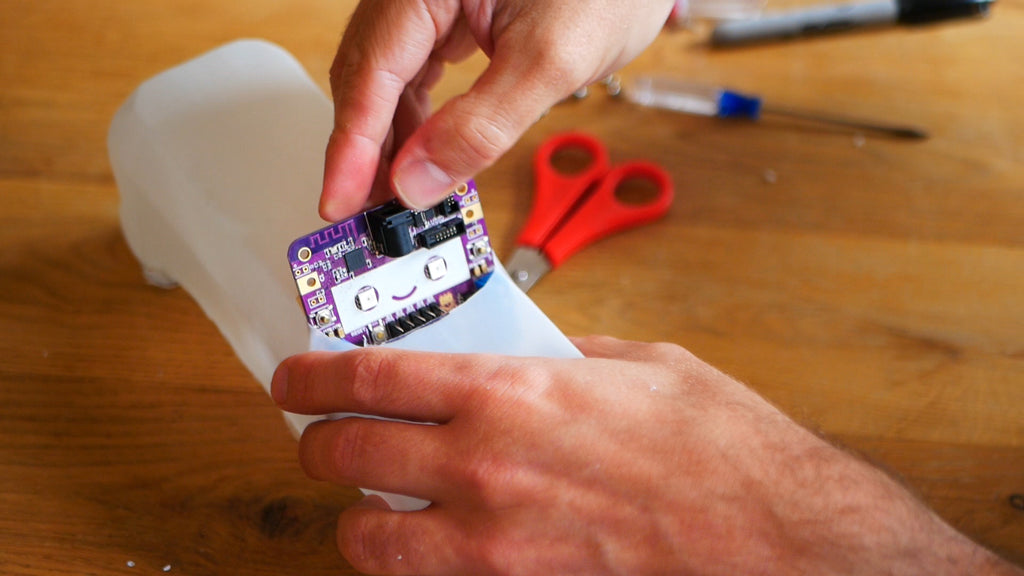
[506,132,674,292]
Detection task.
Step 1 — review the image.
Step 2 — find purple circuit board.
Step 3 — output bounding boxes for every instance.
[287,182,495,346]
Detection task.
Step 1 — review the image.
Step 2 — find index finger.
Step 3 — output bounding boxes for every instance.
[271,348,504,423]
[320,1,460,221]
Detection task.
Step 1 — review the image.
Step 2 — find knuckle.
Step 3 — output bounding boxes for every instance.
[337,512,387,573]
[529,37,589,93]
[327,50,347,93]
[347,350,391,409]
[458,454,525,509]
[316,420,369,482]
[339,510,423,575]
[646,341,689,362]
[583,334,616,346]
[458,455,500,501]
[328,52,366,107]
[329,53,405,137]
[446,107,512,170]
[470,360,553,415]
[299,416,370,479]
[505,362,554,400]
[502,364,561,421]
[368,67,407,105]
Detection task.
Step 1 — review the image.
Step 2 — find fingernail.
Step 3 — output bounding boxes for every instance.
[270,364,288,405]
[393,159,456,210]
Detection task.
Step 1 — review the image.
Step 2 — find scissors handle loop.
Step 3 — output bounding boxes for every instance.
[544,161,673,267]
[516,133,610,248]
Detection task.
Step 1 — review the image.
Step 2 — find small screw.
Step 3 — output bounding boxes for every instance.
[1009,493,1024,511]
[603,75,622,97]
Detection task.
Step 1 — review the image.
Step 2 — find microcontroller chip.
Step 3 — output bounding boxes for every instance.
[344,247,368,274]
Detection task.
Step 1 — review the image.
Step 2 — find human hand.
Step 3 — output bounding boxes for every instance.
[320,0,675,221]
[272,336,1013,575]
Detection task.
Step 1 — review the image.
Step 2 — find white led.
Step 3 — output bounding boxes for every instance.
[354,286,379,311]
[424,256,448,280]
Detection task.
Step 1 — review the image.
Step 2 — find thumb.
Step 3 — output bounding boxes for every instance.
[390,50,574,209]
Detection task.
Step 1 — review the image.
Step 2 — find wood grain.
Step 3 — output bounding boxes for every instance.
[1,1,1021,573]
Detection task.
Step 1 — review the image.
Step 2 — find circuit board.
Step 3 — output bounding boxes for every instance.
[287,182,495,346]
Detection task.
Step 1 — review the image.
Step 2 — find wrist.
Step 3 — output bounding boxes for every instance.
[758,434,1013,575]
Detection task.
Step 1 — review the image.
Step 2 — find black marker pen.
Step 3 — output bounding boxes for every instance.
[711,0,994,46]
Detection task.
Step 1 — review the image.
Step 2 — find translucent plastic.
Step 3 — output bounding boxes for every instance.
[108,39,581,511]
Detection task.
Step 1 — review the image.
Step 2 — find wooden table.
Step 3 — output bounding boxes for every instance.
[2,1,1021,573]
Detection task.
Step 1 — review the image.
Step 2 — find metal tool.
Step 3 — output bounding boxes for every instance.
[506,132,674,293]
[619,76,928,139]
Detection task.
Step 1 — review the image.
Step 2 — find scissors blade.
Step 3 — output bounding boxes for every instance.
[505,247,551,293]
